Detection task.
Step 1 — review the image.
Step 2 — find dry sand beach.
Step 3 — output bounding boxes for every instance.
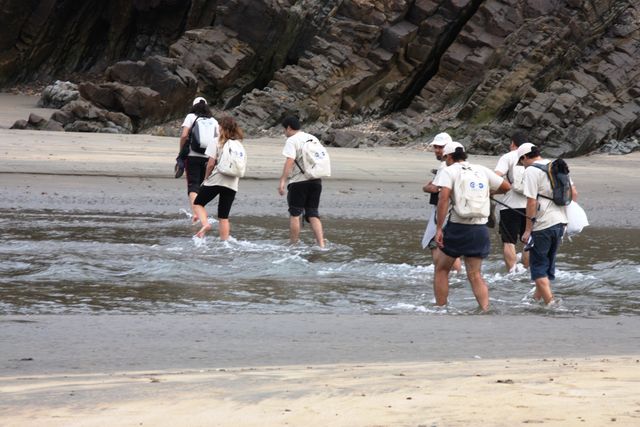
[1,95,640,426]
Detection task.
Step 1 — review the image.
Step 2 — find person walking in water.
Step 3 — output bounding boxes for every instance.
[422,132,462,273]
[494,131,530,272]
[193,116,244,240]
[433,141,510,311]
[178,97,219,222]
[278,116,326,248]
[518,143,578,305]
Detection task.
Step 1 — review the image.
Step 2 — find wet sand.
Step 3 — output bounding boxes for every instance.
[1,95,640,425]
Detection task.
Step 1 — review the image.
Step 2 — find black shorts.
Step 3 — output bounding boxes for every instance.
[185,156,208,194]
[441,222,491,259]
[499,208,527,244]
[287,179,322,219]
[193,185,236,219]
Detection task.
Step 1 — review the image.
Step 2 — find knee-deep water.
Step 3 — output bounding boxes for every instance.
[0,209,638,316]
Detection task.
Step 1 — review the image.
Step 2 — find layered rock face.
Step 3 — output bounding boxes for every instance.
[2,0,639,156]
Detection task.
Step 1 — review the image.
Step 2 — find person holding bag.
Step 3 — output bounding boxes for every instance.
[176,97,219,222]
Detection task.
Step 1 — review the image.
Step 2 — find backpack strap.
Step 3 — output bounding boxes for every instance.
[530,163,553,201]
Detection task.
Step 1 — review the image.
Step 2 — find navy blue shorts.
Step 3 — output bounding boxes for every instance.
[193,185,236,219]
[441,222,490,259]
[287,179,322,220]
[529,223,565,281]
[185,156,208,194]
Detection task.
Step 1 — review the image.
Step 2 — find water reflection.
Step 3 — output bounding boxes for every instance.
[0,209,638,316]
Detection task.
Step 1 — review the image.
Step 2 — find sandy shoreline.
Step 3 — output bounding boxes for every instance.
[2,95,640,425]
[2,315,640,426]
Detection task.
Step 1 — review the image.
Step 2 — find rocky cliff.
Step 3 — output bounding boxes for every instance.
[3,0,639,156]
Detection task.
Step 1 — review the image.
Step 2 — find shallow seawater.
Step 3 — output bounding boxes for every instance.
[0,209,638,316]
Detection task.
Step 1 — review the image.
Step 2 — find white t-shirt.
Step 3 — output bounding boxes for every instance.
[434,161,506,225]
[202,141,240,191]
[282,131,317,184]
[182,113,218,159]
[494,150,527,210]
[522,159,568,231]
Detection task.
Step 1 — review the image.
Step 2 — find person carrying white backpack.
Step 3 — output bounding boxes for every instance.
[278,115,330,248]
[432,141,511,311]
[193,116,247,240]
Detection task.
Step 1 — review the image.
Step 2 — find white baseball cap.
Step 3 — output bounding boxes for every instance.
[517,142,536,158]
[192,96,207,106]
[443,141,464,156]
[429,132,453,147]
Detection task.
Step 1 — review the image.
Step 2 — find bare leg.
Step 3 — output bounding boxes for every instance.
[434,252,456,306]
[452,257,462,273]
[464,257,489,311]
[433,248,462,274]
[218,219,230,241]
[308,217,325,248]
[503,243,517,272]
[521,250,530,269]
[189,192,199,223]
[533,276,554,304]
[193,204,211,238]
[289,216,301,244]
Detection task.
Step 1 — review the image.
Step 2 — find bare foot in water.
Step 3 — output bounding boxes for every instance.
[195,223,212,238]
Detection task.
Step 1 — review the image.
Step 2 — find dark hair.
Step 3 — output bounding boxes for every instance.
[523,146,541,159]
[282,115,301,130]
[450,147,467,161]
[218,116,243,145]
[190,100,212,118]
[511,131,528,147]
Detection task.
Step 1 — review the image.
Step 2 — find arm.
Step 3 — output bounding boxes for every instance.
[423,181,439,193]
[278,158,295,196]
[571,185,578,202]
[204,156,216,179]
[492,178,511,195]
[179,126,190,150]
[521,197,537,243]
[435,187,451,248]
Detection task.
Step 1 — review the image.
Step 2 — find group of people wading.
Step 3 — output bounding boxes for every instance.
[423,131,578,311]
[177,96,578,312]
[177,97,326,248]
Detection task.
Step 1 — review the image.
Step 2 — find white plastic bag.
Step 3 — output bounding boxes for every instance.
[421,208,437,249]
[566,201,588,236]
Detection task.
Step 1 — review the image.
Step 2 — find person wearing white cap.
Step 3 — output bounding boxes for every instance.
[176,96,219,223]
[432,141,511,310]
[518,143,578,305]
[494,130,530,273]
[422,132,461,273]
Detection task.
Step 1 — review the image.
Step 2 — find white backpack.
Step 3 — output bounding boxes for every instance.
[296,135,331,179]
[190,117,218,154]
[510,164,525,194]
[216,139,247,177]
[453,165,490,218]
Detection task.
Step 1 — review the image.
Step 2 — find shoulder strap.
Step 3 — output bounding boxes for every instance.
[188,115,202,141]
[530,163,553,200]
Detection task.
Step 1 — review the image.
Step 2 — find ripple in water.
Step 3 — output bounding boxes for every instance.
[0,209,638,316]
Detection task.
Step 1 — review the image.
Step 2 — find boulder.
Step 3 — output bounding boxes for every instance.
[38,80,79,108]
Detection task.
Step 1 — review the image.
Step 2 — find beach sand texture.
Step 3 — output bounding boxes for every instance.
[1,95,639,426]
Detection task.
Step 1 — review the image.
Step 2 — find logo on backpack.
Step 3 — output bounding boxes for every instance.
[216,139,247,178]
[296,136,331,179]
[532,159,572,206]
[453,165,490,218]
[189,117,218,154]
